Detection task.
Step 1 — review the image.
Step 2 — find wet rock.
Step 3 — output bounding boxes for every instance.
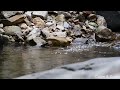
[28,37,47,46]
[1,11,24,18]
[32,17,45,28]
[46,36,72,47]
[8,15,25,24]
[32,11,48,19]
[3,26,24,41]
[95,26,116,42]
[97,15,107,27]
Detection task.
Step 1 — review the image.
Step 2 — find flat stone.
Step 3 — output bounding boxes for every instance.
[8,15,25,24]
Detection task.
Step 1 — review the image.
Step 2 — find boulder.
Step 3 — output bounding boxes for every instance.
[3,26,24,41]
[95,26,116,42]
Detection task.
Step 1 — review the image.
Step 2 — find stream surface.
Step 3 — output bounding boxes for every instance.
[0,42,120,79]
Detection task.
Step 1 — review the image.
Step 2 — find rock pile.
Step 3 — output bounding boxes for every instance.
[0,11,118,47]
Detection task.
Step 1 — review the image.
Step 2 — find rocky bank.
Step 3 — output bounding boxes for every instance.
[0,11,120,47]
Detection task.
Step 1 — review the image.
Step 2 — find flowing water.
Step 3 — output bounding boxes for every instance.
[0,42,120,79]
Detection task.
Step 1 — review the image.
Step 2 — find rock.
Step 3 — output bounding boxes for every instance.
[64,22,71,29]
[32,17,45,28]
[27,27,41,41]
[56,25,64,31]
[46,16,55,26]
[32,11,48,19]
[3,26,24,41]
[28,37,47,46]
[0,24,3,28]
[24,17,32,26]
[82,11,95,17]
[72,25,82,37]
[85,21,98,30]
[46,22,54,26]
[76,14,86,22]
[87,14,97,21]
[52,32,67,37]
[0,34,9,44]
[55,14,65,22]
[41,27,52,38]
[1,11,24,18]
[48,11,58,16]
[20,23,28,29]
[0,28,5,34]
[73,37,89,45]
[95,26,116,42]
[46,36,71,47]
[97,15,107,27]
[25,11,32,18]
[59,11,72,19]
[8,15,25,24]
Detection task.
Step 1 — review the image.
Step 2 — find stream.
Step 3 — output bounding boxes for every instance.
[0,42,120,79]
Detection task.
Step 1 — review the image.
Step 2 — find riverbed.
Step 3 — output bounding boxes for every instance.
[0,42,120,79]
